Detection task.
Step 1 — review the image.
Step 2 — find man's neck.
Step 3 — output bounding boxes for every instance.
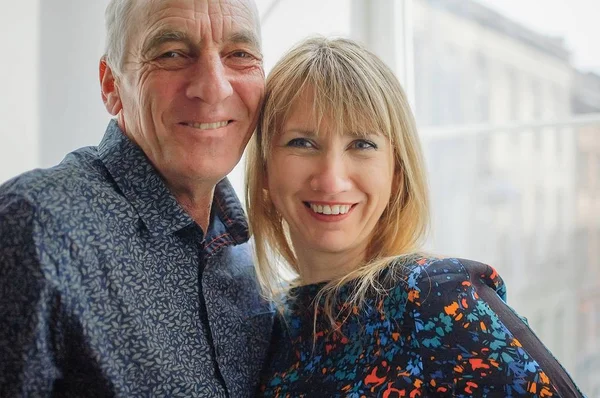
[169,183,216,233]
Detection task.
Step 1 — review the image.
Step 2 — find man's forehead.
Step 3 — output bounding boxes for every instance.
[137,0,259,26]
[132,0,260,45]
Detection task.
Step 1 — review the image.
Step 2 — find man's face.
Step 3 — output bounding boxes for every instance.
[108,0,264,189]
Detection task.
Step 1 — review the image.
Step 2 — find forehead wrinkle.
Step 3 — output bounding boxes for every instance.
[232,0,261,45]
[207,0,261,49]
[133,0,260,53]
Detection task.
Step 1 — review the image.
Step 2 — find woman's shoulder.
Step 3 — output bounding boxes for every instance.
[386,256,506,302]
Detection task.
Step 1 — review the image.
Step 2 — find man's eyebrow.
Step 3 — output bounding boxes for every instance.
[142,30,194,55]
[227,30,261,50]
[141,29,261,56]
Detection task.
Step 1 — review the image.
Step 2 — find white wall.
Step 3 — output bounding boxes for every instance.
[0,1,40,184]
[38,0,111,168]
[0,0,111,185]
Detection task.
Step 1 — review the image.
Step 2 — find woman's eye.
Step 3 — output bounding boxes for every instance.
[351,139,377,150]
[286,138,314,148]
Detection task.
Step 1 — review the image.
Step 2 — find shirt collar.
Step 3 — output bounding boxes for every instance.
[210,178,250,246]
[97,120,249,244]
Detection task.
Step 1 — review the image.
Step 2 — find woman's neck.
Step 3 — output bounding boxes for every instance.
[295,247,367,285]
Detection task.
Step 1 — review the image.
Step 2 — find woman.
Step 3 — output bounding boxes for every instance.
[246,37,584,397]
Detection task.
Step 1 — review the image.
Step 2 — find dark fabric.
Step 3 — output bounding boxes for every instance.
[461,259,583,398]
[0,120,273,397]
[259,257,585,397]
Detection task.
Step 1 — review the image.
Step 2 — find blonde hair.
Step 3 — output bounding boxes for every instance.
[246,37,429,324]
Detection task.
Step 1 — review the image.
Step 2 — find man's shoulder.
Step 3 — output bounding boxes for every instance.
[0,145,120,222]
[0,147,108,205]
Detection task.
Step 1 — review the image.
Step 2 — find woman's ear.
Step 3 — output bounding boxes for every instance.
[99,57,123,116]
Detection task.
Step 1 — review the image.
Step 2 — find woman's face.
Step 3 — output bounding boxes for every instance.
[266,89,395,265]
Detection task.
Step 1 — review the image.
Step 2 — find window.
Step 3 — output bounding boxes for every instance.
[413,1,599,393]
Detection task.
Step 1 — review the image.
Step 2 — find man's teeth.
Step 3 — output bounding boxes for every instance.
[309,204,351,215]
[187,121,229,130]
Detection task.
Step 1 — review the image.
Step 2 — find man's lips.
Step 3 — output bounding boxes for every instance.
[179,120,231,130]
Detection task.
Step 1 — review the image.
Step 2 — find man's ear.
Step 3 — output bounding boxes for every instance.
[100,57,122,116]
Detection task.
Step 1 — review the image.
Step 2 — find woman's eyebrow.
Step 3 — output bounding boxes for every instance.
[281,128,316,136]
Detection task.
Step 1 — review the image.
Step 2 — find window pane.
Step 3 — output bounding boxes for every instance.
[414,0,600,394]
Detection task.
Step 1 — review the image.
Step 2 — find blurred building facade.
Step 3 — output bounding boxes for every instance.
[573,71,600,114]
[572,71,600,397]
[413,0,572,126]
[412,0,599,394]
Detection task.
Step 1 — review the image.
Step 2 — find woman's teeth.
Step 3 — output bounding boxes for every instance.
[309,204,351,215]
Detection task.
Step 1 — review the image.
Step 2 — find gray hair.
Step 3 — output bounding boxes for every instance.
[104,0,137,75]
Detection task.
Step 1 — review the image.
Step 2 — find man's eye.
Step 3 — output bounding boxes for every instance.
[159,51,183,59]
[286,138,314,148]
[151,50,193,70]
[231,51,252,59]
[350,139,377,150]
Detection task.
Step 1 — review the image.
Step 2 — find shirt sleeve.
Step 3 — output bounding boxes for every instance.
[410,258,584,397]
[0,194,60,397]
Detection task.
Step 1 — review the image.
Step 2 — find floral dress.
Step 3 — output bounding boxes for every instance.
[259,257,584,397]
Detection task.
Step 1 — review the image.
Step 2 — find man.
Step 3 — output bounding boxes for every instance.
[0,0,272,396]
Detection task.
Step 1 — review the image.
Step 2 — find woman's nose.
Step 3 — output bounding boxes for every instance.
[309,153,352,194]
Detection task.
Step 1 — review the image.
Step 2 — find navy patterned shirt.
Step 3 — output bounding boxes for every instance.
[0,120,273,397]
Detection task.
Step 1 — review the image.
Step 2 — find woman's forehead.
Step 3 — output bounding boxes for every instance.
[270,84,390,139]
[281,106,382,136]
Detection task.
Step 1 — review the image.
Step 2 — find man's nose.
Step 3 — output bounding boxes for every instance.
[309,153,352,194]
[185,54,234,104]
